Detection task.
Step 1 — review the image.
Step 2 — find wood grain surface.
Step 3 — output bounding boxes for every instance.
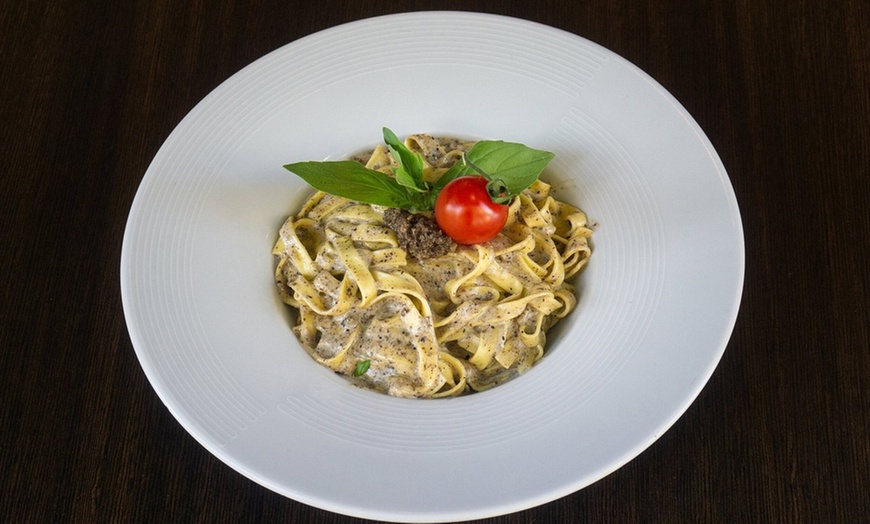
[2,1,868,522]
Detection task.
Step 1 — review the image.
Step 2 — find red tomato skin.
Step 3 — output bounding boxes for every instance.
[434,176,509,245]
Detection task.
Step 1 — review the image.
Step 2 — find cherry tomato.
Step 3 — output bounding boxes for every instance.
[434,176,509,244]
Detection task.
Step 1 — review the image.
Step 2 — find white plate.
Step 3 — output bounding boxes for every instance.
[121,12,743,523]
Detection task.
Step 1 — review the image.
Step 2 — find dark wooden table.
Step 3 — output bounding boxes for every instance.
[3,1,869,522]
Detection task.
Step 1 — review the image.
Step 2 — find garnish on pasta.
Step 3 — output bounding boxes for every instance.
[274,130,593,397]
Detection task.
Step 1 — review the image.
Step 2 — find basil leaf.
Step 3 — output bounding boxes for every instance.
[284,161,415,208]
[383,127,425,191]
[432,159,470,191]
[434,141,554,196]
[394,166,427,193]
[352,359,371,377]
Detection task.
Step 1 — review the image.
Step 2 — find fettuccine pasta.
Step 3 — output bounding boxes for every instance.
[273,135,593,397]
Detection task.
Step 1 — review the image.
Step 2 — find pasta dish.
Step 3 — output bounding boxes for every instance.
[274,134,593,397]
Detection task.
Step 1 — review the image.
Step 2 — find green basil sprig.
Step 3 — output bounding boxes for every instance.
[352,359,371,377]
[432,140,555,197]
[383,127,428,193]
[283,127,554,212]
